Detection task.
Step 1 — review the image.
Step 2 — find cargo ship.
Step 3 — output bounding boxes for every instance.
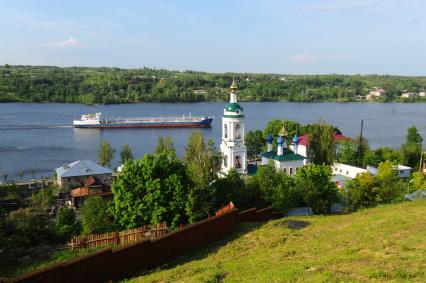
[73,113,213,128]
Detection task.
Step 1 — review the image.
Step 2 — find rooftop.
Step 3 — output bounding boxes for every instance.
[261,148,305,162]
[297,134,348,147]
[55,160,112,178]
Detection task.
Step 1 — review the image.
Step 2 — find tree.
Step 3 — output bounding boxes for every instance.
[294,164,339,214]
[120,144,134,164]
[401,126,423,169]
[307,121,337,165]
[406,126,423,145]
[212,169,262,210]
[31,186,56,212]
[245,130,264,160]
[375,160,403,203]
[337,140,358,166]
[407,172,426,193]
[184,132,221,222]
[98,141,115,167]
[80,196,112,234]
[347,172,379,209]
[375,147,402,164]
[55,207,79,240]
[110,154,192,229]
[251,161,296,212]
[155,136,176,156]
[263,119,301,145]
[8,208,55,247]
[362,150,380,167]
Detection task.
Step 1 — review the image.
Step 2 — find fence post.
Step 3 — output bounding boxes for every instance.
[115,231,120,246]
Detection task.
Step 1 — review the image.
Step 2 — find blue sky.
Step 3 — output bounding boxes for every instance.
[1,0,425,75]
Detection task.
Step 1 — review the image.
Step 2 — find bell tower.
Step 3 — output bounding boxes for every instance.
[220,79,247,174]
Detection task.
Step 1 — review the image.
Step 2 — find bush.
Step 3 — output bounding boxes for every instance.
[347,172,379,209]
[55,207,80,241]
[294,164,340,214]
[80,196,113,234]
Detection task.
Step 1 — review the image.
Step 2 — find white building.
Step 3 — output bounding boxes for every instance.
[401,92,417,98]
[261,128,306,176]
[332,163,368,179]
[366,87,385,100]
[220,79,247,175]
[367,165,412,179]
[419,92,426,97]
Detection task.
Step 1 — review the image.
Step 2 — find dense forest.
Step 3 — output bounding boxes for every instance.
[1,65,426,104]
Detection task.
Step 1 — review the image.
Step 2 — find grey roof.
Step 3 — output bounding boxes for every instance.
[55,160,112,178]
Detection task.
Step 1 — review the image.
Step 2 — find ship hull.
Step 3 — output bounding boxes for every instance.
[74,118,213,129]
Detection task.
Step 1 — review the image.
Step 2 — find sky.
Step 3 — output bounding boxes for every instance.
[1,0,426,75]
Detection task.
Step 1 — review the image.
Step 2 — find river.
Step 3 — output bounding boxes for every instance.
[0,102,425,181]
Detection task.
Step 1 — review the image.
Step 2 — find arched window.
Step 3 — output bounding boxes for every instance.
[224,124,228,139]
[235,124,241,139]
[235,155,241,168]
[223,155,228,167]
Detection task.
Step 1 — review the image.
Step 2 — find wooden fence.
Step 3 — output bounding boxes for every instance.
[69,223,168,250]
[7,206,278,283]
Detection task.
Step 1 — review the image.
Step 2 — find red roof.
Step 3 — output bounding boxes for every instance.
[215,202,236,216]
[70,187,112,198]
[71,187,89,198]
[297,134,348,146]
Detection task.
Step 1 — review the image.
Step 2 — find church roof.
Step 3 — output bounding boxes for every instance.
[225,102,243,113]
[230,78,238,90]
[261,149,305,162]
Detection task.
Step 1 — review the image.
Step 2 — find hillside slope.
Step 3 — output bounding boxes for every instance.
[128,201,426,282]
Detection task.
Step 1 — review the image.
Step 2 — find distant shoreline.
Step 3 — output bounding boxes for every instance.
[2,65,426,104]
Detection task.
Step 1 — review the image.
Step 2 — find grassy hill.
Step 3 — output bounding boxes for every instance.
[127,200,426,282]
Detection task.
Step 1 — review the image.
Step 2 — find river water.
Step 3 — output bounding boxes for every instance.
[0,102,425,181]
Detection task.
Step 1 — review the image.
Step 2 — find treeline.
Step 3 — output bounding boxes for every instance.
[1,65,426,104]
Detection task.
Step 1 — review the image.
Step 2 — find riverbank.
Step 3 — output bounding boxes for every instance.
[2,65,426,104]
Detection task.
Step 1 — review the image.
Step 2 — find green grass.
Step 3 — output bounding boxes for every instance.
[127,201,426,282]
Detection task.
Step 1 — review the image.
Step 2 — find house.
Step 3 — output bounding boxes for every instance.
[419,92,426,97]
[55,160,112,188]
[401,92,418,98]
[366,87,385,100]
[70,176,113,207]
[332,163,368,179]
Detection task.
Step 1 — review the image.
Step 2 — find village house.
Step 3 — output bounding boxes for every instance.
[366,87,385,100]
[331,163,412,187]
[419,91,426,97]
[55,160,112,188]
[401,92,418,98]
[70,175,113,208]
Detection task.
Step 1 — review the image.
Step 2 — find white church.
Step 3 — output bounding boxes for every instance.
[219,80,306,176]
[220,79,247,175]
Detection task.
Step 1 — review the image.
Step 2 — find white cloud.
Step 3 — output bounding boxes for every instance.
[290,53,316,62]
[46,37,81,48]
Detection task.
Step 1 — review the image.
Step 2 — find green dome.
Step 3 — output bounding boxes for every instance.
[225,103,243,113]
